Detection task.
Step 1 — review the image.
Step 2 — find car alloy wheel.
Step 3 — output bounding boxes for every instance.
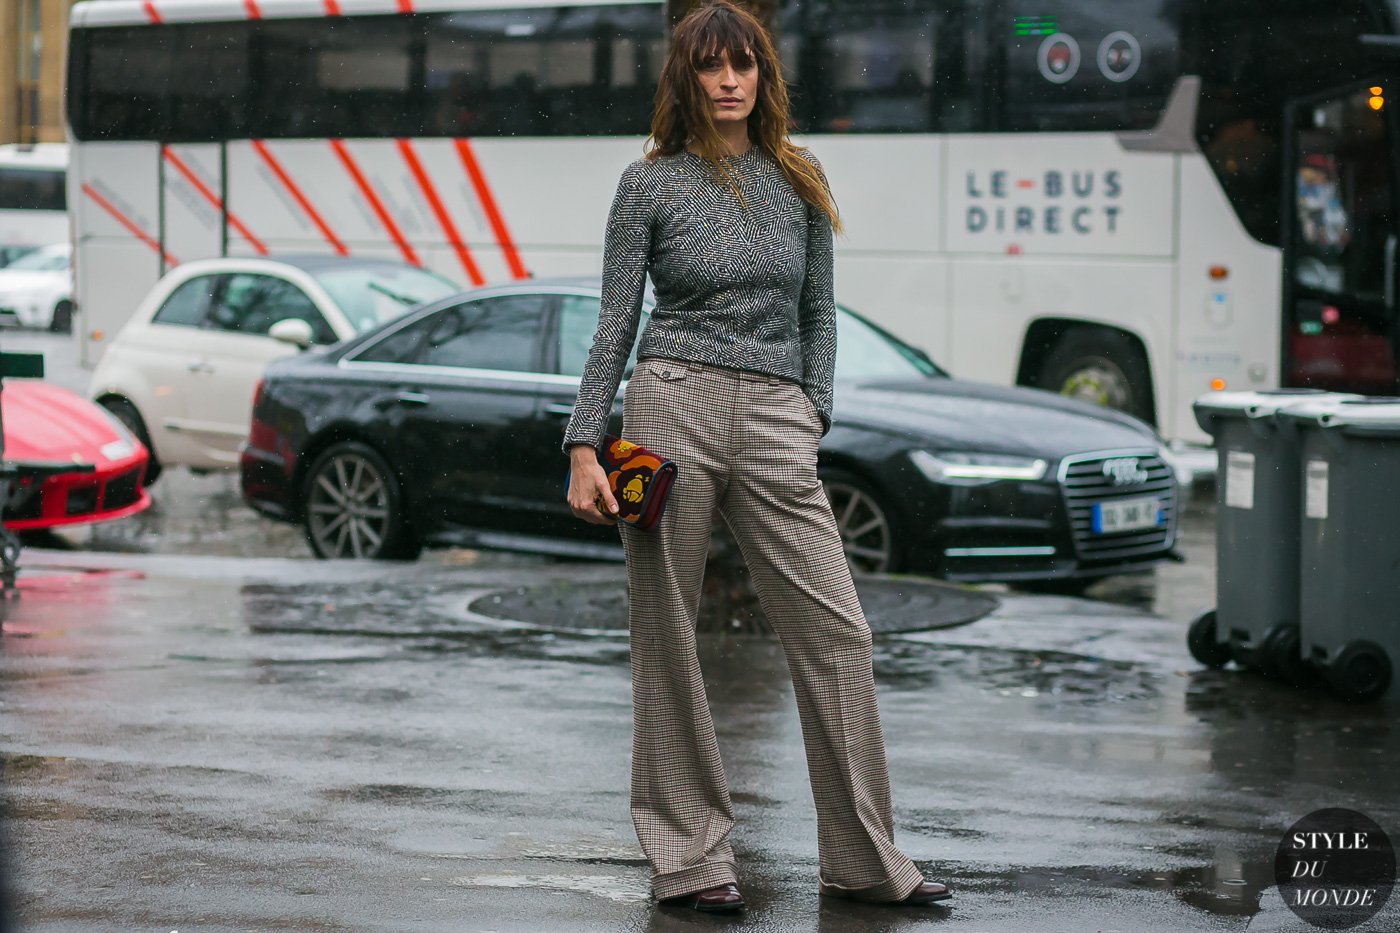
[820,468,897,574]
[303,441,420,560]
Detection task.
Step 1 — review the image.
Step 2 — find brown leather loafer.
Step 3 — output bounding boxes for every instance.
[658,883,745,912]
[901,880,952,904]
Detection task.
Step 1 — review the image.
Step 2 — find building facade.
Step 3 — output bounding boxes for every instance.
[1,0,73,144]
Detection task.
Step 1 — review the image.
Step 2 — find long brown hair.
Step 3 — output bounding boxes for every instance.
[646,1,842,233]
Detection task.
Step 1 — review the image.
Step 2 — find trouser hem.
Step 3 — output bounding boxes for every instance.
[651,860,740,901]
[817,859,925,903]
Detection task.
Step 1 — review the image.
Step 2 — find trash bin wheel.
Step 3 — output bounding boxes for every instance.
[1325,640,1393,702]
[1187,610,1232,668]
[1260,623,1316,687]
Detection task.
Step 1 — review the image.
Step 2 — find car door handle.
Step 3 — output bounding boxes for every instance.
[396,391,431,407]
[544,402,575,417]
[186,359,214,373]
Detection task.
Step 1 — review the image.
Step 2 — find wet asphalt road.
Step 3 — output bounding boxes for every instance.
[3,330,1399,932]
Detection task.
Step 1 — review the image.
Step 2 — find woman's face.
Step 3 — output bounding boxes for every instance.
[696,46,758,128]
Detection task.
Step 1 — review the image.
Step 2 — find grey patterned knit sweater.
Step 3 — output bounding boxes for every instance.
[561,145,837,453]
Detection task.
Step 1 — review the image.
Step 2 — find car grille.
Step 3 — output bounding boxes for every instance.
[2,488,42,521]
[1058,449,1176,561]
[65,483,99,516]
[103,469,141,510]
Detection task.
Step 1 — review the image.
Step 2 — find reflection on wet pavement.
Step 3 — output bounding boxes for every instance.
[3,541,1397,932]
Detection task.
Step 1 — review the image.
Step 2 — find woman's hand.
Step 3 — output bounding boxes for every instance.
[568,445,620,524]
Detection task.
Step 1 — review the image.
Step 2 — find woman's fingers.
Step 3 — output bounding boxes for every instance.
[569,465,620,524]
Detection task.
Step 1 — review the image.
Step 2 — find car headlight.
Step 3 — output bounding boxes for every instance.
[910,449,1049,485]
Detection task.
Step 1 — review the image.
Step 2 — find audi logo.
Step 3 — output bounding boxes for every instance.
[1101,457,1149,486]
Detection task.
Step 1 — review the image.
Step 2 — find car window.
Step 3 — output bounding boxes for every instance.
[352,312,438,364]
[152,275,218,327]
[419,294,548,372]
[209,273,336,342]
[308,263,458,332]
[557,294,643,378]
[4,245,67,272]
[835,306,943,380]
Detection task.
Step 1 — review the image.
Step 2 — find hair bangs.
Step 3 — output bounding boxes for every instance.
[689,11,759,71]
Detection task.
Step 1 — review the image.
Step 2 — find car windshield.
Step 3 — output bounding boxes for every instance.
[309,264,458,333]
[834,305,945,380]
[631,301,944,380]
[5,245,67,272]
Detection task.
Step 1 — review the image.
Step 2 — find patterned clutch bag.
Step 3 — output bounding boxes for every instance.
[565,435,678,531]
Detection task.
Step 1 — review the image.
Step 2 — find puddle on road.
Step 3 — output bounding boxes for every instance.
[449,871,651,903]
[875,639,1163,704]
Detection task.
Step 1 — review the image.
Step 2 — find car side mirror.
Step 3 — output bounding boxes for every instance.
[269,318,314,349]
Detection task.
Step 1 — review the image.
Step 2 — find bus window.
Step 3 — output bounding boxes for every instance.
[253,16,419,139]
[76,25,173,140]
[169,24,252,141]
[0,168,64,212]
[1189,0,1381,247]
[794,0,940,134]
[423,4,660,138]
[996,0,1182,133]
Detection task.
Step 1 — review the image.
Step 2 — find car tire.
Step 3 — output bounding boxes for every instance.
[1187,609,1232,669]
[49,300,74,334]
[302,440,421,561]
[818,467,903,574]
[1037,327,1154,424]
[99,397,162,486]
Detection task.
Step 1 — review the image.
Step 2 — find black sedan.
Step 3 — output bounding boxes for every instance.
[240,278,1181,587]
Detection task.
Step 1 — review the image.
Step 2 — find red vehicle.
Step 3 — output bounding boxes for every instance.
[2,381,150,530]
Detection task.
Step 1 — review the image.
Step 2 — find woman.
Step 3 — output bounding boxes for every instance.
[562,0,951,913]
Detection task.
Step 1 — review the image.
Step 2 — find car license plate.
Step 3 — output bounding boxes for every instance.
[1091,496,1163,534]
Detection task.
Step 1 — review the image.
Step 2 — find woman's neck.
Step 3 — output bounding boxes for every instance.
[687,126,751,157]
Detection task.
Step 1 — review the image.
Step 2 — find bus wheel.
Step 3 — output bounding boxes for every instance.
[49,300,74,334]
[1037,328,1153,424]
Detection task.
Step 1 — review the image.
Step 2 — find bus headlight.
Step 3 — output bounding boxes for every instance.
[910,449,1049,485]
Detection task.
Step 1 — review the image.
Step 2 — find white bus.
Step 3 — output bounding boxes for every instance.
[65,0,1400,444]
[0,142,68,266]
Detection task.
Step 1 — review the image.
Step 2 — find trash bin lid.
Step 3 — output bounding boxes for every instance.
[1191,389,1357,435]
[1275,394,1397,427]
[1301,396,1400,437]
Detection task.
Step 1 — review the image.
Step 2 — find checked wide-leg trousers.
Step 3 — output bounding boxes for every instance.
[617,356,924,902]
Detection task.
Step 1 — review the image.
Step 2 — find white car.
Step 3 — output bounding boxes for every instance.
[88,254,457,484]
[0,243,73,332]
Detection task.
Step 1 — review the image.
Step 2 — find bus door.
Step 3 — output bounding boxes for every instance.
[1282,83,1400,394]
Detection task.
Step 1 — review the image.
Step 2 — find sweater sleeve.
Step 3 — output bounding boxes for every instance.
[561,162,653,454]
[797,154,837,436]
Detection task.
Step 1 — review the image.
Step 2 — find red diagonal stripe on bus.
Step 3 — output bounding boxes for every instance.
[329,139,422,267]
[397,0,414,11]
[323,0,341,13]
[161,146,268,256]
[244,0,262,19]
[142,1,161,23]
[251,140,349,257]
[397,140,483,286]
[453,139,527,280]
[81,183,178,267]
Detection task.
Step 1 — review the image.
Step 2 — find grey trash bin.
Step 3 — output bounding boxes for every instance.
[1280,397,1400,701]
[1190,390,1360,681]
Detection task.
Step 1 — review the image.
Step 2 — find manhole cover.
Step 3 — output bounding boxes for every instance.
[469,575,997,636]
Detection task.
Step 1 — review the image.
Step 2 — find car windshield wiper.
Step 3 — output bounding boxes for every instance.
[367,281,425,306]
